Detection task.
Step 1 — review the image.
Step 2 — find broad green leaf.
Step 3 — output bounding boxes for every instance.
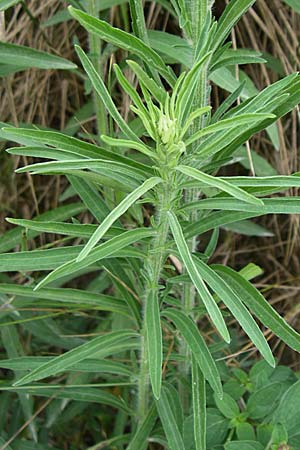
[75,45,140,143]
[145,289,162,400]
[0,284,129,316]
[69,7,176,86]
[14,330,138,386]
[168,211,230,343]
[212,0,256,51]
[127,403,157,450]
[156,386,185,450]
[148,30,193,67]
[247,382,282,419]
[0,42,77,70]
[186,113,275,146]
[214,392,239,419]
[163,308,223,397]
[193,258,275,367]
[213,265,300,352]
[77,177,161,262]
[176,166,262,205]
[272,379,300,435]
[34,228,154,289]
[192,355,206,450]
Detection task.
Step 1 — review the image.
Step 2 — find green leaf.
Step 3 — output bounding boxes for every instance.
[2,128,153,175]
[163,308,222,397]
[127,403,157,450]
[0,356,132,377]
[210,49,265,73]
[69,7,176,86]
[156,386,185,450]
[77,177,161,262]
[182,197,300,215]
[0,0,21,10]
[5,385,132,413]
[212,0,256,51]
[193,258,275,367]
[213,265,300,353]
[225,442,264,450]
[0,42,77,70]
[214,392,239,419]
[272,379,300,436]
[145,289,162,400]
[75,45,140,143]
[192,355,206,450]
[282,0,300,13]
[0,284,129,316]
[0,228,152,275]
[247,382,283,419]
[101,135,155,159]
[14,330,138,386]
[0,202,85,254]
[186,113,275,146]
[168,211,230,343]
[176,166,262,206]
[126,60,167,104]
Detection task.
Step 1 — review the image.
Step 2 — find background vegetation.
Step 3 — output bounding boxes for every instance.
[0,1,300,449]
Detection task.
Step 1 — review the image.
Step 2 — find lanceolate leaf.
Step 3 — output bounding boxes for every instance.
[156,386,186,450]
[75,45,141,143]
[163,309,222,397]
[127,403,157,450]
[0,42,77,70]
[168,211,230,343]
[145,289,163,399]
[213,265,300,352]
[176,166,262,205]
[182,197,300,215]
[192,354,206,450]
[14,330,139,386]
[193,258,275,367]
[212,0,256,52]
[69,7,176,86]
[0,284,129,317]
[0,228,153,275]
[77,177,162,262]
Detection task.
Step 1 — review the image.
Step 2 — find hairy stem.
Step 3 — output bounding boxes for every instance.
[137,180,174,421]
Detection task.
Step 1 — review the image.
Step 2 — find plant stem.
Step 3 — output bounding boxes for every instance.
[179,0,211,411]
[137,180,174,421]
[87,0,107,142]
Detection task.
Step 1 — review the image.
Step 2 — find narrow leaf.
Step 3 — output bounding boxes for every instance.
[14,330,139,386]
[77,177,161,262]
[163,308,222,397]
[145,289,162,399]
[214,265,300,352]
[168,211,230,343]
[176,166,262,206]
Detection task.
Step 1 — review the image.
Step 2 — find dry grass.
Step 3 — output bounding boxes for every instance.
[1,0,300,369]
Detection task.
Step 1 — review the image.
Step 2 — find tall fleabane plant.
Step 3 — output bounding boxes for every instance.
[1,1,300,448]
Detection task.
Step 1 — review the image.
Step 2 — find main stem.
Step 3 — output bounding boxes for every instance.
[179,0,211,411]
[88,0,107,141]
[137,180,173,421]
